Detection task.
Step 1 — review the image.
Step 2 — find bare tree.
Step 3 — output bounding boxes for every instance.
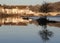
[39,2,53,13]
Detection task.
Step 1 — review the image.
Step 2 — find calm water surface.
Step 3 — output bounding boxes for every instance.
[0,17,60,43]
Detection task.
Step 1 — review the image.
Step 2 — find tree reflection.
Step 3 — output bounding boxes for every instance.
[37,17,54,43]
[39,28,53,43]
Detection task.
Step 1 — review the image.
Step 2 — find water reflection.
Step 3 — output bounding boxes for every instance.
[0,16,60,43]
[36,17,57,43]
[0,16,60,27]
[39,29,53,43]
[36,17,60,27]
[39,24,53,43]
[0,16,32,26]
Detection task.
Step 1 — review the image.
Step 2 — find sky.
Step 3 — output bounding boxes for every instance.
[0,0,60,5]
